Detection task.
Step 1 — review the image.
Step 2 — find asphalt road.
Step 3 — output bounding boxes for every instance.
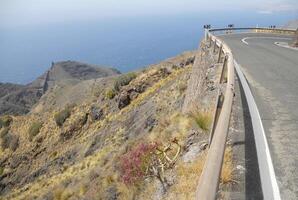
[220,33,298,199]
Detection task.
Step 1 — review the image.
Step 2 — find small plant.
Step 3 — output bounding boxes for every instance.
[1,133,19,151]
[28,121,43,141]
[0,127,9,138]
[54,107,72,127]
[0,166,4,176]
[178,82,187,93]
[114,72,137,91]
[190,110,212,131]
[120,139,181,191]
[105,89,116,99]
[120,142,159,185]
[0,116,13,128]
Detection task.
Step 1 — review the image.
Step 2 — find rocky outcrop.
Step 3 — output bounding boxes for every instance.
[118,91,131,109]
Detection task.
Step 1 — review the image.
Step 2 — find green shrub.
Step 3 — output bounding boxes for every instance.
[105,89,116,99]
[114,72,137,91]
[0,127,9,138]
[0,166,4,175]
[28,121,43,141]
[54,107,71,127]
[191,111,212,131]
[0,116,13,128]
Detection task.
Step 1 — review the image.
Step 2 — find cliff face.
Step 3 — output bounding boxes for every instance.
[0,61,120,115]
[0,49,226,200]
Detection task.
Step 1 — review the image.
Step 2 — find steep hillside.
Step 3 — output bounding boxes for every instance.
[0,48,233,199]
[0,84,42,115]
[0,61,120,115]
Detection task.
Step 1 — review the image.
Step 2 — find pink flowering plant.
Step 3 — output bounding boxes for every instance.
[120,142,159,184]
[120,138,181,189]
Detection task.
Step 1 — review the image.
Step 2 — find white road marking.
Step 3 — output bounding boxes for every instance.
[241,38,249,45]
[241,37,291,45]
[274,42,298,51]
[234,61,281,200]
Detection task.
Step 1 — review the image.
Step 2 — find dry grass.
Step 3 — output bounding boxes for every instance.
[105,88,116,99]
[53,187,73,200]
[164,151,207,200]
[163,145,233,200]
[116,182,138,200]
[220,146,233,184]
[190,109,212,132]
[2,64,193,200]
[5,145,113,200]
[177,81,187,94]
[148,112,193,144]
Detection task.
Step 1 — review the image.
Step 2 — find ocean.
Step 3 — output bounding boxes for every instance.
[0,11,296,84]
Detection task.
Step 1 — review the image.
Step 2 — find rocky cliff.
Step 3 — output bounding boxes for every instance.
[0,61,120,115]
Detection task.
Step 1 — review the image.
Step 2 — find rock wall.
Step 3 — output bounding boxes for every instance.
[293,29,298,47]
[182,42,212,113]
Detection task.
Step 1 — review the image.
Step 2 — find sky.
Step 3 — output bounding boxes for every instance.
[1,0,298,28]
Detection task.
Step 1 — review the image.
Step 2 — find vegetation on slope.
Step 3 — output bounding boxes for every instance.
[28,121,43,141]
[0,50,234,200]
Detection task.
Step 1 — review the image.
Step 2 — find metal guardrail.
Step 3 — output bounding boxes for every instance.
[196,27,295,199]
[208,27,296,36]
[195,30,235,200]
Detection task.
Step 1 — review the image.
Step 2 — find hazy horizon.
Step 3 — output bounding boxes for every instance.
[1,0,298,28]
[0,1,297,84]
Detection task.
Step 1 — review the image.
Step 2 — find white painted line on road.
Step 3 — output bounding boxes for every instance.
[234,61,281,200]
[274,42,298,51]
[241,36,291,45]
[241,38,249,45]
[215,31,253,37]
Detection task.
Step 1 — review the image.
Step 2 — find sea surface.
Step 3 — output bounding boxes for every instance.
[0,11,296,84]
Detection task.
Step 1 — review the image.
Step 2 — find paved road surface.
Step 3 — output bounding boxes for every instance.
[220,33,298,199]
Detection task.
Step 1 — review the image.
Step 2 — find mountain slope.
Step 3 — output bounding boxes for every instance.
[0,48,231,200]
[0,61,120,115]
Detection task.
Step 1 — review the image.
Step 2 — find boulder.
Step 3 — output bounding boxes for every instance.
[90,106,104,121]
[118,92,131,109]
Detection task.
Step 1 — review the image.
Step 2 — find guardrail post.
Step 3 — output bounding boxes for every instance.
[213,40,217,53]
[217,45,223,63]
[219,55,228,83]
[209,91,224,146]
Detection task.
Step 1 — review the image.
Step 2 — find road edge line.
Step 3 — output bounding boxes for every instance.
[234,60,281,200]
[274,42,298,51]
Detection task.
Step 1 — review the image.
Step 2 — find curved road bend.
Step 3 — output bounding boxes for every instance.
[220,33,298,199]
